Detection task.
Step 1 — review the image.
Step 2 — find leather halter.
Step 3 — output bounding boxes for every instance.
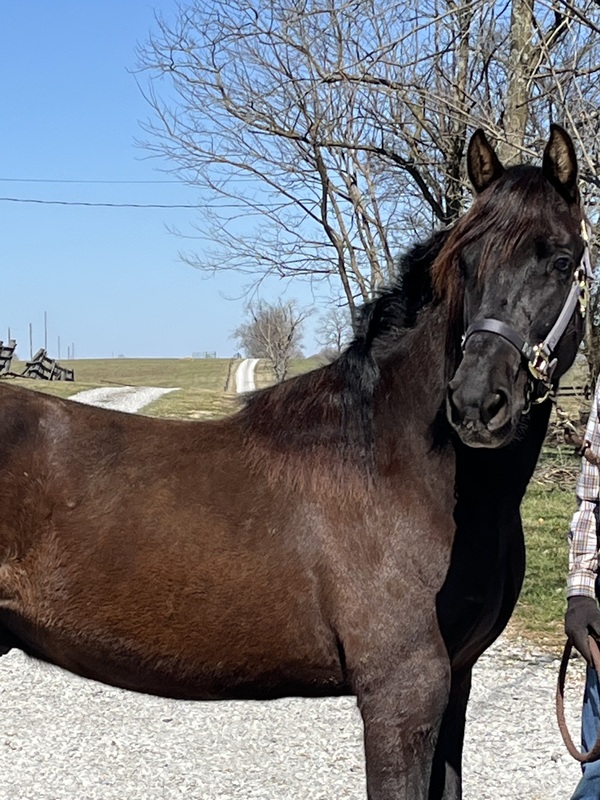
[461,219,593,404]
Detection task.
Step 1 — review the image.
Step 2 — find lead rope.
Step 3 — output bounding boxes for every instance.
[557,636,600,762]
[556,442,600,761]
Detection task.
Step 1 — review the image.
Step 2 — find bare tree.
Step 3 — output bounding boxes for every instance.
[316,306,353,362]
[138,0,600,317]
[233,300,310,382]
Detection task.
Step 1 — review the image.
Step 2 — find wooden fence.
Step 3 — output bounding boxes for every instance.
[0,340,17,377]
[21,349,74,381]
[556,383,591,400]
[0,340,74,382]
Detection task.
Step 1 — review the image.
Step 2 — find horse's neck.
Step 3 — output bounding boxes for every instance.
[373,295,551,485]
[373,302,455,460]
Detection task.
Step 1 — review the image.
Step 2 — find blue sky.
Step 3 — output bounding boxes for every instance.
[1,2,321,359]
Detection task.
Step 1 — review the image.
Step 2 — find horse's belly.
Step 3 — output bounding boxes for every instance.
[2,618,347,700]
[0,557,346,700]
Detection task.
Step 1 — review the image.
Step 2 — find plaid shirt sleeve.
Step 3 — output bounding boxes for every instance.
[567,378,600,598]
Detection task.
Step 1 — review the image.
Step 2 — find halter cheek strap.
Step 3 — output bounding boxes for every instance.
[462,219,593,397]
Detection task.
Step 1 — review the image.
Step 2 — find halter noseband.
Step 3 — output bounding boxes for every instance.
[461,219,593,403]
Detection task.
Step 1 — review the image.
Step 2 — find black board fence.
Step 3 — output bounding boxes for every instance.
[21,348,74,381]
[0,340,17,377]
[0,342,75,382]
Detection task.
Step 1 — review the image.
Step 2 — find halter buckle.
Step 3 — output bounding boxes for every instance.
[578,272,589,318]
[528,345,557,385]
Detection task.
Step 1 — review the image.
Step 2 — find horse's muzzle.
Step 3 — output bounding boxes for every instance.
[446,381,513,448]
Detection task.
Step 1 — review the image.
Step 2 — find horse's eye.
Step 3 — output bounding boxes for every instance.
[553,256,572,273]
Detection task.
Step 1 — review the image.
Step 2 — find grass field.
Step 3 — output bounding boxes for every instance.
[1,354,584,647]
[519,477,577,645]
[5,358,239,419]
[5,356,324,418]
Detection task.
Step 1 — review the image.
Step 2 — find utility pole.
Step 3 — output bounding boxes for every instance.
[29,323,33,360]
[44,311,47,351]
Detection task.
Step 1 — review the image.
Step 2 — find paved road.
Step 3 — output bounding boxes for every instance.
[235,358,259,394]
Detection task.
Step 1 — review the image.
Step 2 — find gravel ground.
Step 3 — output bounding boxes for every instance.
[69,386,177,413]
[235,358,259,394]
[0,387,587,798]
[0,638,586,800]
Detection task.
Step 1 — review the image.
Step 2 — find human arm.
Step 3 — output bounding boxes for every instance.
[565,380,600,663]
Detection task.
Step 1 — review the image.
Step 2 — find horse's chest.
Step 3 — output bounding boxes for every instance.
[318,485,456,608]
[437,512,525,670]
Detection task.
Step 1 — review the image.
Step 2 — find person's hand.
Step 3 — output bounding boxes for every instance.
[565,595,600,664]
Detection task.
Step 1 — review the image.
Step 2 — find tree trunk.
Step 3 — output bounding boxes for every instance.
[498,0,534,164]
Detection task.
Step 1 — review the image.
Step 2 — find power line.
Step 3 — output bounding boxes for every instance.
[0,196,199,209]
[0,175,199,208]
[0,177,181,184]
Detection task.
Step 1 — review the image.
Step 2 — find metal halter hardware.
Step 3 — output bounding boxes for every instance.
[461,219,593,404]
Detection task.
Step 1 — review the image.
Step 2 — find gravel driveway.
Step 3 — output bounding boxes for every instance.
[70,385,177,413]
[0,638,585,800]
[0,387,587,799]
[235,358,259,394]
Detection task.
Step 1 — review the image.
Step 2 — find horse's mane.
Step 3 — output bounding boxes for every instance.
[240,166,572,451]
[352,228,448,356]
[238,230,448,470]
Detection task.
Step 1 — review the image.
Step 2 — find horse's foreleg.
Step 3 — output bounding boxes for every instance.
[0,626,17,656]
[357,650,450,800]
[428,668,472,800]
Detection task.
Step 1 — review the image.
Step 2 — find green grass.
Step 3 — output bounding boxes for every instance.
[144,388,241,419]
[49,357,233,389]
[2,356,323,418]
[5,357,240,417]
[515,441,583,646]
[518,481,576,644]
[254,356,325,388]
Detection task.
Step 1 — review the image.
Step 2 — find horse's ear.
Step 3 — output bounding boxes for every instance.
[467,129,505,194]
[542,124,579,204]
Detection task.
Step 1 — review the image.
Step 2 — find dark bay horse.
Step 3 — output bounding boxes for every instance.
[0,125,590,799]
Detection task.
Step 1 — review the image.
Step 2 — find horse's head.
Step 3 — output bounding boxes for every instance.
[441,125,591,448]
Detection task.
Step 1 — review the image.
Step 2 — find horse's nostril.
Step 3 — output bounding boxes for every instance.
[446,386,463,427]
[447,383,510,434]
[483,390,508,427]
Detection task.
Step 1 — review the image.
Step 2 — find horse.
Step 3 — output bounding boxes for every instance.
[0,124,590,799]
